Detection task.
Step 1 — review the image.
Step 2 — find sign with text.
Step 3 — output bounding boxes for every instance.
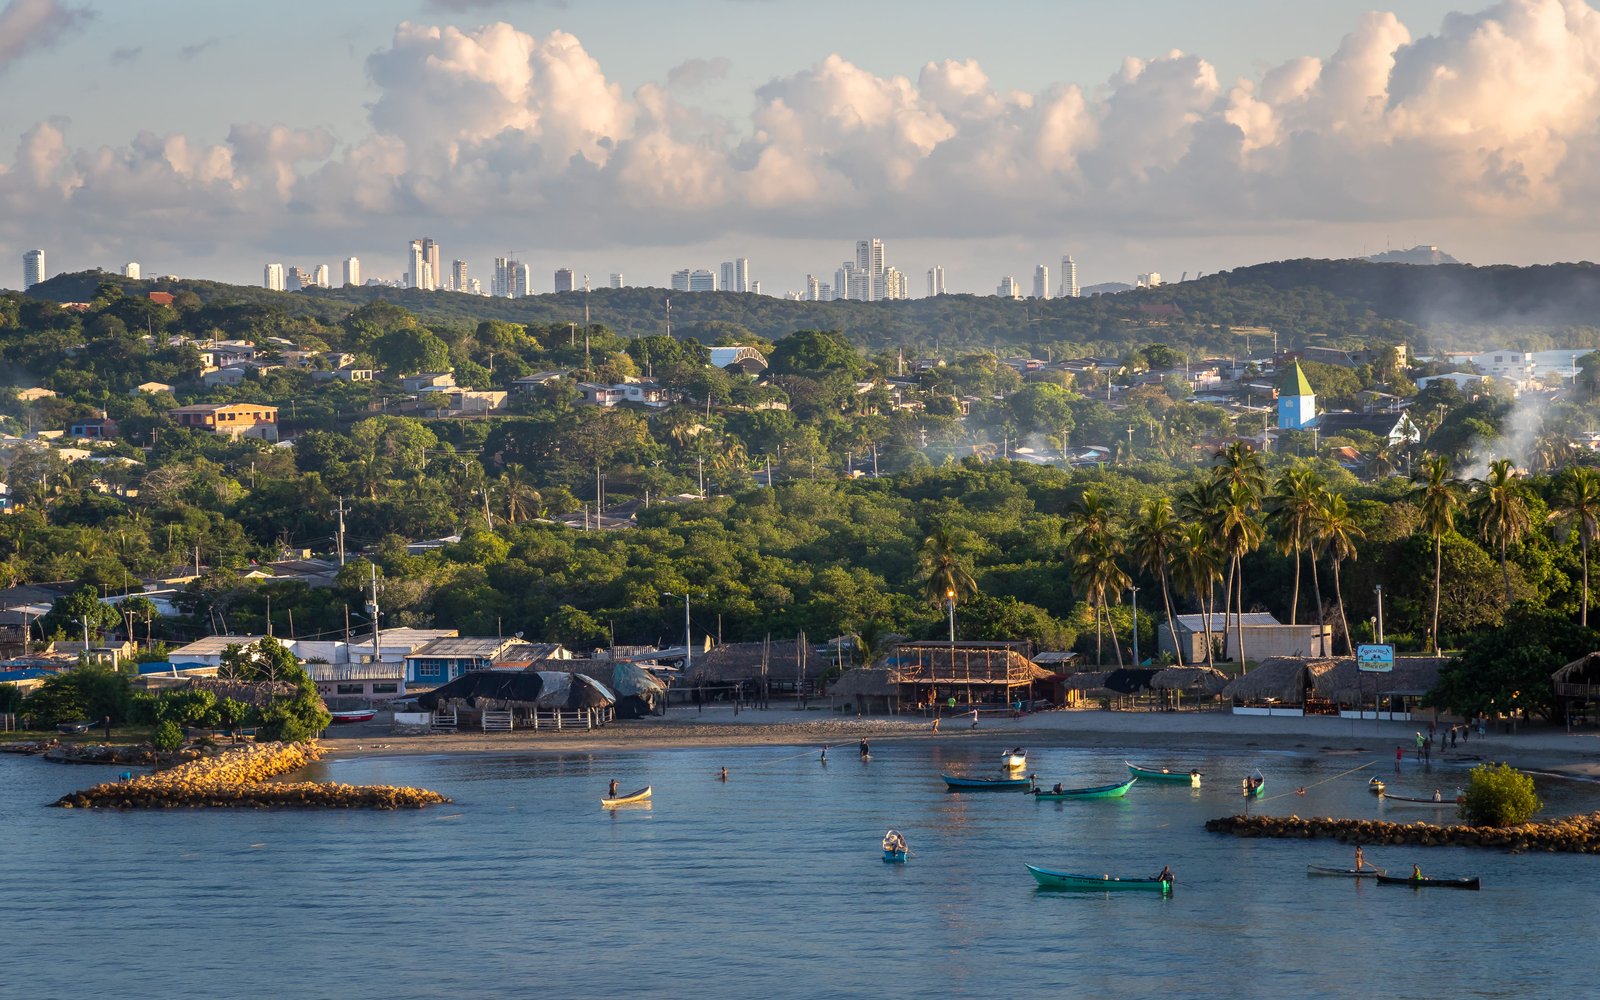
[1357,644,1394,673]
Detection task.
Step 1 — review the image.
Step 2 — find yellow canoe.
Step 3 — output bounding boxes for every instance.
[601,785,652,808]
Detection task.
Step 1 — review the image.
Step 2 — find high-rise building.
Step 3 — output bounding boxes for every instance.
[263,262,285,291]
[554,267,575,293]
[343,256,361,288]
[286,266,313,292]
[493,258,510,297]
[422,238,441,291]
[511,262,532,298]
[469,278,483,295]
[609,273,624,289]
[847,268,872,301]
[927,265,946,297]
[671,269,692,292]
[1136,272,1163,288]
[750,280,761,296]
[408,240,426,289]
[805,274,821,301]
[1033,264,1051,300]
[818,283,833,301]
[836,263,852,300]
[688,268,717,292]
[719,258,750,293]
[314,263,330,288]
[883,266,908,300]
[420,261,434,291]
[23,250,44,289]
[1060,256,1079,298]
[452,259,469,292]
[122,262,141,280]
[996,276,1021,299]
[855,238,885,300]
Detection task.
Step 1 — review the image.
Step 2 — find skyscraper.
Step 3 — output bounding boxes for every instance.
[883,266,908,300]
[996,276,1021,299]
[609,273,624,289]
[452,260,469,292]
[408,240,425,289]
[493,258,510,297]
[344,256,361,287]
[422,238,441,291]
[420,261,434,290]
[264,262,285,291]
[927,265,945,297]
[511,262,532,298]
[314,264,330,288]
[855,238,885,300]
[122,262,141,279]
[805,274,820,301]
[689,268,717,292]
[750,280,761,296]
[23,250,44,289]
[554,268,575,293]
[1060,256,1079,298]
[719,258,750,293]
[836,264,852,300]
[1136,272,1163,288]
[1033,264,1051,300]
[671,269,692,292]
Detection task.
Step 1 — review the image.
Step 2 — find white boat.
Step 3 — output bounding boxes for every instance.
[1001,748,1027,770]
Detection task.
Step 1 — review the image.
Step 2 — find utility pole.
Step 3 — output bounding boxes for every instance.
[367,564,381,665]
[584,274,591,326]
[81,615,89,650]
[1374,585,1385,645]
[1130,585,1140,665]
[336,496,347,566]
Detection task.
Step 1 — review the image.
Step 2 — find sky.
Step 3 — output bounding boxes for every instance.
[3,0,1599,295]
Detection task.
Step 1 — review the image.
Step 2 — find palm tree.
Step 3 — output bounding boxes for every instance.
[1266,469,1324,625]
[1472,458,1530,604]
[1551,467,1600,627]
[1366,446,1400,480]
[1065,491,1126,665]
[1177,476,1228,631]
[1216,480,1265,668]
[1415,454,1464,655]
[920,526,978,612]
[1310,490,1364,655]
[1130,497,1184,666]
[498,464,542,524]
[1214,441,1267,496]
[1170,522,1223,668]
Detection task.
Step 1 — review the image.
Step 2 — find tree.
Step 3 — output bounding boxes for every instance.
[1170,522,1222,667]
[1129,497,1183,665]
[20,665,131,727]
[1415,455,1465,654]
[1427,611,1598,722]
[1458,763,1541,827]
[118,595,160,649]
[1065,492,1129,666]
[1266,468,1324,625]
[768,330,865,378]
[919,526,977,614]
[1310,489,1364,655]
[1472,458,1530,604]
[218,636,330,741]
[1550,467,1600,627]
[42,586,121,642]
[1216,479,1265,667]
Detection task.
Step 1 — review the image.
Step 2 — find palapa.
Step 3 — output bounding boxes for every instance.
[1221,657,1329,704]
[1311,657,1448,706]
[828,668,898,700]
[415,669,545,710]
[1151,665,1229,695]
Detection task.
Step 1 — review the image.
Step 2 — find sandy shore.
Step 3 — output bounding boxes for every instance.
[317,706,1600,777]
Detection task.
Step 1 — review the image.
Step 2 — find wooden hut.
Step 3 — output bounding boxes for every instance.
[828,668,899,714]
[416,669,615,729]
[1552,652,1600,723]
[881,641,1054,709]
[1311,656,1448,720]
[1151,666,1229,709]
[683,639,813,703]
[568,659,669,718]
[1222,657,1334,714]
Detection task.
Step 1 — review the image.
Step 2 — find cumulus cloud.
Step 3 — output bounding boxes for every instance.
[11,0,1600,265]
[0,0,92,75]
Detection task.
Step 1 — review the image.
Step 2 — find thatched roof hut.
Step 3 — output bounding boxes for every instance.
[1064,671,1111,693]
[1151,666,1229,695]
[685,640,808,686]
[415,670,544,710]
[1311,657,1448,705]
[1062,668,1157,695]
[1553,652,1600,700]
[567,659,667,718]
[829,668,898,701]
[1221,658,1330,704]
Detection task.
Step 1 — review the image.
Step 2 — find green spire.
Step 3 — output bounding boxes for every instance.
[1278,361,1314,396]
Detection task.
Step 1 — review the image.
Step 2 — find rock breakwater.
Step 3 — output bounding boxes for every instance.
[1206,812,1600,853]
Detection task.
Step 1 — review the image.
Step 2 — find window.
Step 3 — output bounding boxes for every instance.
[372,683,398,694]
[336,683,364,695]
[415,659,443,679]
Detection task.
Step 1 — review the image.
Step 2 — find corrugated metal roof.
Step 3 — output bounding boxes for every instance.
[168,635,266,657]
[1173,613,1283,630]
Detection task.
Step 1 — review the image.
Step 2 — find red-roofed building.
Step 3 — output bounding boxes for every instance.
[147,291,174,306]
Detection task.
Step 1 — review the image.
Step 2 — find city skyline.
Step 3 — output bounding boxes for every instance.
[5,1,1596,292]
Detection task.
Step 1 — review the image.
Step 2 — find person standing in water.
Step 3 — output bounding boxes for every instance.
[608,778,619,798]
[859,738,870,759]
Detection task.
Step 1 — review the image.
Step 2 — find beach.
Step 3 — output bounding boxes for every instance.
[317,705,1600,778]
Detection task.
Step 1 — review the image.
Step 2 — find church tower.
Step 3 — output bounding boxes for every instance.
[1277,361,1316,430]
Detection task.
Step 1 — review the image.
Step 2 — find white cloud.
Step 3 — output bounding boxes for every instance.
[0,0,92,76]
[10,1,1600,269]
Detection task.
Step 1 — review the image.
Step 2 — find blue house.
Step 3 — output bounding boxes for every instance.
[1277,362,1317,430]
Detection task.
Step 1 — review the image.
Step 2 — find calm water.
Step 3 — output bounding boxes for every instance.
[4,742,1596,999]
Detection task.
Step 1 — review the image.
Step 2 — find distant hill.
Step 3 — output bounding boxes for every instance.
[1364,245,1461,266]
[1081,281,1134,296]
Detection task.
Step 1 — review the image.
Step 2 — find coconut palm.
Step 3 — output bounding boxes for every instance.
[1472,458,1530,604]
[1130,497,1184,666]
[920,526,978,611]
[1213,441,1268,497]
[1366,446,1400,480]
[498,464,543,524]
[1310,490,1364,656]
[1065,491,1127,665]
[1551,467,1600,627]
[1216,480,1265,669]
[1266,468,1324,625]
[1169,522,1223,668]
[1414,454,1464,654]
[1177,476,1228,627]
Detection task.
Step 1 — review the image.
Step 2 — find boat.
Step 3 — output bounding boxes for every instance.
[1001,748,1028,770]
[1127,762,1202,787]
[941,773,1033,790]
[1031,778,1138,800]
[1241,771,1266,798]
[1306,864,1387,878]
[56,720,96,735]
[882,829,908,863]
[329,709,376,724]
[600,785,652,808]
[1380,791,1463,806]
[1376,873,1480,890]
[1026,864,1172,893]
[1368,778,1386,795]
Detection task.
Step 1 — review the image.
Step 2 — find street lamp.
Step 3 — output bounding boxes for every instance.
[663,592,696,673]
[1373,585,1385,645]
[946,588,957,644]
[1129,584,1139,664]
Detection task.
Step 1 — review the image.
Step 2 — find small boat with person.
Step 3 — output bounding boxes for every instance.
[1379,789,1464,806]
[1026,864,1172,893]
[601,785,652,808]
[1241,771,1266,798]
[1126,762,1202,787]
[1001,748,1027,770]
[1368,777,1386,795]
[1306,864,1387,878]
[1376,872,1480,890]
[942,773,1034,790]
[882,829,908,863]
[1031,778,1137,800]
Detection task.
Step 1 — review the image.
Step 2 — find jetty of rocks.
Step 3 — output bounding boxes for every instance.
[1206,812,1600,853]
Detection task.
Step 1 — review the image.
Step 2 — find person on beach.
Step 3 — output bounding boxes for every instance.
[608,778,619,798]
[970,709,979,730]
[931,716,940,733]
[102,715,111,740]
[1395,746,1404,767]
[1432,788,1442,801]
[1450,727,1459,749]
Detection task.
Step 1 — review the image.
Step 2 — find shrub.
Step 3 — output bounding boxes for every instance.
[1458,762,1542,827]
[151,720,184,752]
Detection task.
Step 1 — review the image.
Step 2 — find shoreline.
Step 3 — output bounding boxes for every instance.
[313,707,1600,778]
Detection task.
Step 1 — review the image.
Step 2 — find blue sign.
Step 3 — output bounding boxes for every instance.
[1356,644,1394,673]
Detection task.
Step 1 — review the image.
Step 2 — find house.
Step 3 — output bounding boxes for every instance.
[146,291,175,306]
[1415,372,1487,393]
[401,372,456,392]
[404,637,571,685]
[310,366,373,383]
[166,635,268,669]
[68,416,119,440]
[1313,410,1421,447]
[1159,613,1332,662]
[309,662,407,705]
[166,403,279,441]
[132,381,175,395]
[430,388,506,414]
[576,382,627,407]
[201,361,281,387]
[1469,349,1534,381]
[707,346,769,375]
[576,380,673,408]
[511,371,566,392]
[196,342,257,368]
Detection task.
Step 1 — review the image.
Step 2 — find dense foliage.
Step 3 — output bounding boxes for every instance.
[1459,762,1542,827]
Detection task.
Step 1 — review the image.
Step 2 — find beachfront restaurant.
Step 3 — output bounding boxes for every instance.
[1222,656,1446,720]
[881,641,1056,711]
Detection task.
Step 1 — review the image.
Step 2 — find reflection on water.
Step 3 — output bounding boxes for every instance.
[3,742,1598,999]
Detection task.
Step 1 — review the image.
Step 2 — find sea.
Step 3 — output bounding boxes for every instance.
[4,742,1596,999]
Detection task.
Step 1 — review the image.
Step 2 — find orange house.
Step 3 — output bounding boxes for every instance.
[167,403,279,441]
